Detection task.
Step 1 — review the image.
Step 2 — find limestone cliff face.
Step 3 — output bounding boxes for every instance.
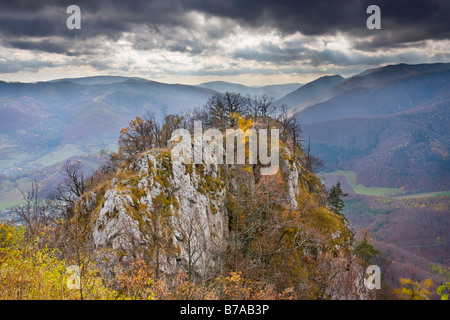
[89,147,305,276]
[91,149,228,277]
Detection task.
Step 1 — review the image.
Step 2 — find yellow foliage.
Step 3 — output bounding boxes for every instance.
[393,278,433,300]
[151,269,211,300]
[214,271,296,300]
[117,259,154,300]
[238,117,254,132]
[230,112,254,131]
[0,222,117,300]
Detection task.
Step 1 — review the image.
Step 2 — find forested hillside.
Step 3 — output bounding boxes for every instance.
[294,63,450,191]
[0,93,376,300]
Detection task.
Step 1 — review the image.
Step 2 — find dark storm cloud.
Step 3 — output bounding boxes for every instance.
[194,0,450,40]
[0,0,448,78]
[0,0,187,38]
[0,0,449,45]
[232,41,429,68]
[6,39,70,54]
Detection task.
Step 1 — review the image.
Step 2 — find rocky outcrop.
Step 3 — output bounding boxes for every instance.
[91,149,227,277]
[280,147,300,209]
[79,145,373,299]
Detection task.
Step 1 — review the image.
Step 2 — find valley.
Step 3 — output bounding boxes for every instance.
[0,63,448,300]
[342,194,449,299]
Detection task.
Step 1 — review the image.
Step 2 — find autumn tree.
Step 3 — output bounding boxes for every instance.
[226,160,315,292]
[0,221,117,300]
[117,259,154,299]
[118,113,161,158]
[47,160,100,299]
[214,271,295,300]
[393,278,433,300]
[160,114,185,147]
[437,282,450,300]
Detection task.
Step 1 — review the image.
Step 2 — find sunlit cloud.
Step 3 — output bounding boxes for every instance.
[0,0,448,84]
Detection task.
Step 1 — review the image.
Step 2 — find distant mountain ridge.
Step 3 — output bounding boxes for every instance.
[275,75,344,113]
[0,77,217,173]
[292,62,450,191]
[0,63,449,206]
[0,77,304,176]
[196,81,302,100]
[48,76,148,85]
[296,64,450,124]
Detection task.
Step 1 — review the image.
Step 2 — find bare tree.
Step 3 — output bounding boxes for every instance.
[302,134,324,173]
[197,92,249,130]
[248,94,277,120]
[14,179,47,238]
[98,149,126,174]
[62,204,97,300]
[146,187,178,278]
[176,211,206,281]
[50,160,87,210]
[278,104,302,146]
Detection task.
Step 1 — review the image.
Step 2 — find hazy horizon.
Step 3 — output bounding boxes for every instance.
[3,61,450,87]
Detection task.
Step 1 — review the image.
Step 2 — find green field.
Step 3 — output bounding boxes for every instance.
[323,170,404,196]
[0,151,33,170]
[0,177,32,210]
[0,142,114,211]
[31,144,85,167]
[30,143,117,167]
[87,143,118,154]
[323,170,450,199]
[393,190,450,199]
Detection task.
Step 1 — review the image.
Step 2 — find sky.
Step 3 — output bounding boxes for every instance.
[0,0,449,86]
